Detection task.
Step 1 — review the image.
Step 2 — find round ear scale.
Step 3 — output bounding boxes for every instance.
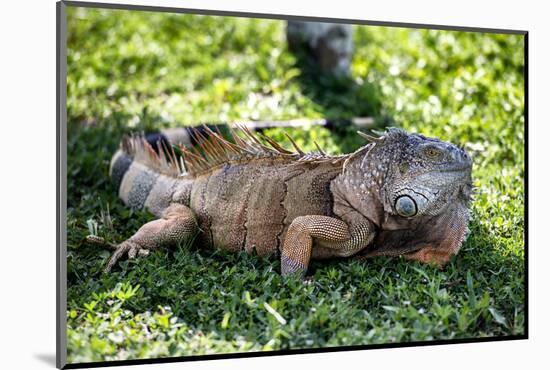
[395,195,418,217]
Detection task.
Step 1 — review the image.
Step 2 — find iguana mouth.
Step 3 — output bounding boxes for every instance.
[435,161,472,173]
[438,166,471,173]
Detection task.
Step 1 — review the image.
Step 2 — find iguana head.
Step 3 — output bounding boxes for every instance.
[332,128,473,265]
[378,129,472,220]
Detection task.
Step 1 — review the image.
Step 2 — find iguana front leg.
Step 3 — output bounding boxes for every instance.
[105,203,198,271]
[281,216,375,277]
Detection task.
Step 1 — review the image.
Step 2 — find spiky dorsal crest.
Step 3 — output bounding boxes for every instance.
[120,125,342,178]
[357,127,408,145]
[121,134,183,177]
[180,124,344,175]
[341,127,408,172]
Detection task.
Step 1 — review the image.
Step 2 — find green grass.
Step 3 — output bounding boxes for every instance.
[65,6,525,364]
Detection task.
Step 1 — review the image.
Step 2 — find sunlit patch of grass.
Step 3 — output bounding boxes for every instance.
[66,6,525,364]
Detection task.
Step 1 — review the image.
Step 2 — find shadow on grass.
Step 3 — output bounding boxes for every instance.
[289,46,385,126]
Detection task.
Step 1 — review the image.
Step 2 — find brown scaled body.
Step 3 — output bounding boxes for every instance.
[189,157,341,257]
[106,126,473,277]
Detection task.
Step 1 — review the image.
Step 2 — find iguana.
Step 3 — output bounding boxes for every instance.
[106,125,473,277]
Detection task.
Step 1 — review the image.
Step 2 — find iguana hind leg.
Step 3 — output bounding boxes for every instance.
[281,216,374,277]
[106,203,198,271]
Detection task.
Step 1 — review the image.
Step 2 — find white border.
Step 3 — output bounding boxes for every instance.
[2,0,546,369]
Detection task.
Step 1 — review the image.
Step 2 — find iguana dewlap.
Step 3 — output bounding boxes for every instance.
[107,126,473,277]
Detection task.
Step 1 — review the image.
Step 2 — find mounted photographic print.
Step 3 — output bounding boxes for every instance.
[56,1,527,368]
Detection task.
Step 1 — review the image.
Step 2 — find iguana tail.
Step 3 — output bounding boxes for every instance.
[109,124,267,218]
[110,131,193,218]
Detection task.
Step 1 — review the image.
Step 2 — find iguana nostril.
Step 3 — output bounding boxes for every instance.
[453,148,469,162]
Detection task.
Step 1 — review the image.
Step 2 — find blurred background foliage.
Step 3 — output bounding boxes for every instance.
[66,6,525,364]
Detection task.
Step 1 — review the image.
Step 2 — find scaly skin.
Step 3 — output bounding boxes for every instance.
[106,126,473,277]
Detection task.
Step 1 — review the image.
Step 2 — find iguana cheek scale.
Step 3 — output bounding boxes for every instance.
[106,125,473,277]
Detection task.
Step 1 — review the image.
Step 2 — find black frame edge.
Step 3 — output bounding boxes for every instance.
[63,334,527,369]
[523,32,529,338]
[57,1,68,369]
[62,0,527,35]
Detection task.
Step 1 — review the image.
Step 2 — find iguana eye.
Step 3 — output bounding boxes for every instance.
[423,146,442,159]
[395,195,417,217]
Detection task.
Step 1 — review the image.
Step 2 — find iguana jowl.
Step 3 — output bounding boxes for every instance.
[107,126,473,277]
